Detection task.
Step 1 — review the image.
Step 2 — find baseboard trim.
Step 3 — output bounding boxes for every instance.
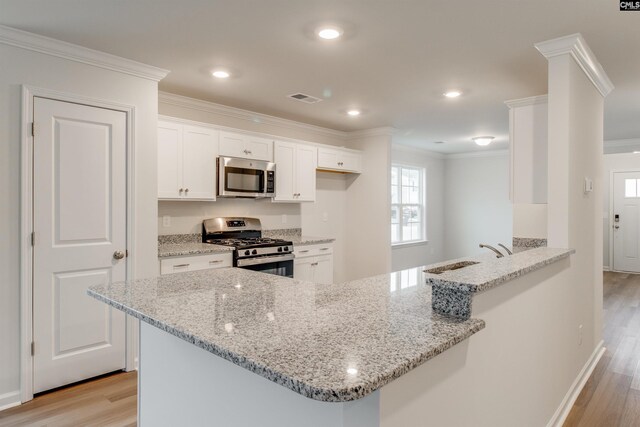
[546,341,605,427]
[0,390,21,412]
[603,266,611,272]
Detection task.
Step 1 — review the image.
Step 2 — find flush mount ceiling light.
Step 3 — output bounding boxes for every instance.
[444,90,462,98]
[211,70,231,79]
[347,109,361,117]
[472,136,495,146]
[317,26,343,40]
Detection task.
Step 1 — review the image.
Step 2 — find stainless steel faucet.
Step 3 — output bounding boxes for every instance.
[479,244,504,258]
[498,243,513,255]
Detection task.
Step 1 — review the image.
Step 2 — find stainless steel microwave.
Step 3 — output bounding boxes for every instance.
[217,156,275,198]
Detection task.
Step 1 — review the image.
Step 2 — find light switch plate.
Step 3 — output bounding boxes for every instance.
[281,214,287,224]
[162,215,171,227]
[584,177,593,193]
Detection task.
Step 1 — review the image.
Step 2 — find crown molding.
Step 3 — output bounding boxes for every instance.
[391,143,446,159]
[445,149,509,159]
[0,25,169,82]
[535,33,614,97]
[345,127,397,140]
[159,91,348,140]
[504,94,548,109]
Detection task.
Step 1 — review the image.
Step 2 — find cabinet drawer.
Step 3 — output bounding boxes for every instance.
[293,243,333,258]
[160,253,232,275]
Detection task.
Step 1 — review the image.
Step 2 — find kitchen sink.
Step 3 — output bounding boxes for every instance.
[425,261,479,275]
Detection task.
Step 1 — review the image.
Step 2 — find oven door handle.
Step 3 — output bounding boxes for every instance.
[236,253,295,267]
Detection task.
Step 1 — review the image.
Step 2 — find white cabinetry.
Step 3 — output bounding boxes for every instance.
[273,141,317,202]
[505,95,548,204]
[219,131,273,161]
[293,243,334,284]
[317,147,362,173]
[158,120,218,200]
[160,252,232,275]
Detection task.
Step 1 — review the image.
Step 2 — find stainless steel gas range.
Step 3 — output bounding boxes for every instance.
[202,217,294,277]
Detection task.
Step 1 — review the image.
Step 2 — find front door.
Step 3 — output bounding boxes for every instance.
[613,171,640,273]
[32,97,127,393]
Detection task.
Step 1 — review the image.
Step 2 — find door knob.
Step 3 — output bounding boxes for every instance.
[614,225,620,229]
[113,250,126,260]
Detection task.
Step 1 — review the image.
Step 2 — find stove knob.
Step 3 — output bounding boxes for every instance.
[277,247,282,252]
[283,246,289,252]
[244,250,250,256]
[252,249,258,255]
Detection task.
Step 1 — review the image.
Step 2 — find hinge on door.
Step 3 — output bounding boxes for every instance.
[31,232,35,246]
[31,122,35,137]
[31,342,35,356]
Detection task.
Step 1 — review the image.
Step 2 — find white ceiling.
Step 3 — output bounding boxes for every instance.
[1,0,638,153]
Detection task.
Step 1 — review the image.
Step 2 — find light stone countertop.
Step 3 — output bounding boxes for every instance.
[424,247,575,294]
[158,242,233,258]
[263,228,335,246]
[88,267,484,402]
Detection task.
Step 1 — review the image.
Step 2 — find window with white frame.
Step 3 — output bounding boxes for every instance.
[391,165,426,244]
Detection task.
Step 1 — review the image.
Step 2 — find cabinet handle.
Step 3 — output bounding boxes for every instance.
[173,263,190,268]
[311,262,319,266]
[247,150,252,155]
[243,149,248,154]
[185,188,189,193]
[179,188,184,193]
[209,260,223,264]
[320,248,330,251]
[299,250,309,253]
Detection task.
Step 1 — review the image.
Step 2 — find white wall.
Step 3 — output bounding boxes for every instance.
[390,145,445,271]
[345,131,393,280]
[0,43,159,405]
[443,153,513,259]
[546,50,604,361]
[602,152,640,269]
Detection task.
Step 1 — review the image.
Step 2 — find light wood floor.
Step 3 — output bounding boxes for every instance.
[1,272,639,426]
[564,271,640,427]
[0,371,137,427]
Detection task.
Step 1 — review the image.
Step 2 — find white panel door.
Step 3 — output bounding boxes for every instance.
[613,172,640,272]
[33,97,127,393]
[293,258,314,282]
[295,145,317,201]
[158,121,182,199]
[273,141,295,201]
[317,148,340,170]
[314,255,334,285]
[182,125,218,200]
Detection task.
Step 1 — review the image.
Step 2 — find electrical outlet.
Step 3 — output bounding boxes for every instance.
[162,215,171,227]
[281,214,287,224]
[322,212,329,222]
[578,324,583,345]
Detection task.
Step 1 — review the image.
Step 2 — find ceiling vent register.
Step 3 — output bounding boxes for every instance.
[288,93,323,104]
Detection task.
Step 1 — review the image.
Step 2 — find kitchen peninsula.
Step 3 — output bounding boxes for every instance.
[89,247,574,427]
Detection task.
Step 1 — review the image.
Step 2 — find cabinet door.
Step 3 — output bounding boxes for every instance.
[273,141,295,201]
[314,255,334,284]
[245,135,273,161]
[295,145,317,201]
[294,257,315,282]
[340,152,362,173]
[158,121,183,199]
[182,125,218,200]
[219,131,246,158]
[317,148,340,170]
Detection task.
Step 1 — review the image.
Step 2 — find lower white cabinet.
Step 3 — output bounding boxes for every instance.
[160,252,232,275]
[293,243,334,284]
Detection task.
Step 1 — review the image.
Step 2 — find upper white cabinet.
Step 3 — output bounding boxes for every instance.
[158,120,218,201]
[317,147,362,173]
[505,95,548,204]
[219,131,273,162]
[273,141,317,202]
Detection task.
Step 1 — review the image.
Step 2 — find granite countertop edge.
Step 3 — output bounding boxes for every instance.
[87,287,484,402]
[158,243,233,258]
[425,248,576,293]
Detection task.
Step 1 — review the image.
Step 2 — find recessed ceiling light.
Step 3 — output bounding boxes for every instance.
[212,70,230,79]
[634,151,640,154]
[472,136,495,146]
[444,91,462,98]
[317,26,343,40]
[347,109,361,117]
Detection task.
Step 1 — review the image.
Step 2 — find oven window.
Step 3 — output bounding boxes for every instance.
[225,167,264,193]
[242,260,294,278]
